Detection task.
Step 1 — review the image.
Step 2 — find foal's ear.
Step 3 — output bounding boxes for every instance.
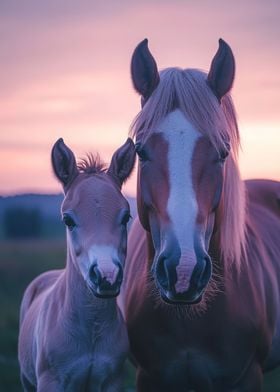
[51,138,78,189]
[207,39,235,101]
[131,38,160,99]
[108,138,136,188]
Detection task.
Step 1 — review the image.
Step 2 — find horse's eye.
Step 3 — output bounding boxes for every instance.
[219,150,229,163]
[135,143,148,162]
[63,214,76,230]
[121,211,131,226]
[219,142,231,163]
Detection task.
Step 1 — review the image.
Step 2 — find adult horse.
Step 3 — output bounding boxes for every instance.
[124,39,280,391]
[19,138,135,391]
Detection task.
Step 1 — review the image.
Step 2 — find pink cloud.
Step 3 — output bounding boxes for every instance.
[0,0,279,194]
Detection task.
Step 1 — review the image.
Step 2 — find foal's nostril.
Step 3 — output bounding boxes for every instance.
[89,262,123,290]
[89,264,101,286]
[115,264,123,285]
[88,261,123,298]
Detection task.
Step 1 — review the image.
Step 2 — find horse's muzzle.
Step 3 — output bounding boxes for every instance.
[155,255,212,305]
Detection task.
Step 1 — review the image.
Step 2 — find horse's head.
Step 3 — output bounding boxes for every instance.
[131,39,239,305]
[52,138,135,298]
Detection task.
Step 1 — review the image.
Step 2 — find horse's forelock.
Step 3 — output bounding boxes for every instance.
[131,67,247,271]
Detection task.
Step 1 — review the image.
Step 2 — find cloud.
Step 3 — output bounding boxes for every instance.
[0,0,279,194]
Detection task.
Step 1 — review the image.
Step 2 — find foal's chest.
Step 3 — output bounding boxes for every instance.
[54,350,122,391]
[45,320,128,391]
[73,353,117,386]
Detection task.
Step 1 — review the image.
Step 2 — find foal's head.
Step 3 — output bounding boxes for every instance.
[131,39,245,305]
[52,138,135,298]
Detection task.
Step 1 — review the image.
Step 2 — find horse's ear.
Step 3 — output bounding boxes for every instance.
[108,138,136,188]
[131,38,160,99]
[207,39,235,101]
[51,138,78,189]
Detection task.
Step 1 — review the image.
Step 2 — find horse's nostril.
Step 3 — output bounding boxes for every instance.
[191,257,212,290]
[156,257,169,290]
[89,264,101,286]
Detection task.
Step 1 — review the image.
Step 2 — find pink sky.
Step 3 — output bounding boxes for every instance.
[0,0,279,196]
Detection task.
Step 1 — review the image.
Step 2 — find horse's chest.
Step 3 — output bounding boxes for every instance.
[130,315,260,391]
[154,347,218,390]
[160,336,266,391]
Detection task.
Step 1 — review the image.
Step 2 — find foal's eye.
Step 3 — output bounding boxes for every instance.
[121,211,131,226]
[63,214,76,230]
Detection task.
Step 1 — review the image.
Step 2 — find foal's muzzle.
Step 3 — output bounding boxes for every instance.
[88,262,123,298]
[155,255,212,305]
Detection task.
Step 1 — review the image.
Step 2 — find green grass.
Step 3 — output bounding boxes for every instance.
[0,239,66,391]
[0,239,279,391]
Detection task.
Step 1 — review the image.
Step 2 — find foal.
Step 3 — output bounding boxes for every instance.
[18,138,135,391]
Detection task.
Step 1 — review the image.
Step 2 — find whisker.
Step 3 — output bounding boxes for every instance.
[143,261,224,320]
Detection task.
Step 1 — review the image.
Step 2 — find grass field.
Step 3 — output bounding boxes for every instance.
[0,239,279,391]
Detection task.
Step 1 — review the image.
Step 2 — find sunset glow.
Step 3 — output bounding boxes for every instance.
[1,0,279,196]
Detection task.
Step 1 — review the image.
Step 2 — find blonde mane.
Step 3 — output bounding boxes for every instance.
[130,68,247,271]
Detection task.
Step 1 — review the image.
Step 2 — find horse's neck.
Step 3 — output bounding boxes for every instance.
[61,248,117,326]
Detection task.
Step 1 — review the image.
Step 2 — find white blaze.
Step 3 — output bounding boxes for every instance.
[156,110,200,293]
